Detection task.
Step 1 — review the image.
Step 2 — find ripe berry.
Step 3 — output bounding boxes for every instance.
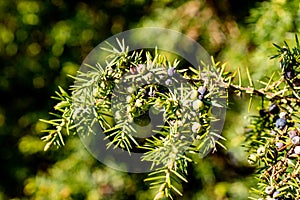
[167,67,176,76]
[292,136,300,145]
[294,146,300,155]
[275,118,287,130]
[269,103,280,114]
[284,70,294,79]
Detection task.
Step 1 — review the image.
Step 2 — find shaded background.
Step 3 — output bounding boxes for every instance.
[0,0,299,199]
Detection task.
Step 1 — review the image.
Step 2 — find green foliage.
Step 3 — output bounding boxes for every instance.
[1,0,299,199]
[41,39,230,199]
[244,36,300,199]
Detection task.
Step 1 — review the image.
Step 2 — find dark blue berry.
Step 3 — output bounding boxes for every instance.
[167,67,176,76]
[284,70,294,79]
[269,103,280,114]
[275,118,287,130]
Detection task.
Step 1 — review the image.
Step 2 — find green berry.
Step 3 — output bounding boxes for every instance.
[257,146,266,157]
[248,154,258,165]
[190,90,198,100]
[192,99,204,110]
[192,122,201,133]
[265,186,274,195]
[135,99,143,107]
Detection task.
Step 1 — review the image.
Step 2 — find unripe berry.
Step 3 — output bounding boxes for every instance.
[192,99,204,110]
[279,112,287,119]
[192,122,201,133]
[190,90,198,100]
[248,154,258,165]
[257,146,266,156]
[265,186,274,195]
[114,111,121,120]
[275,118,287,130]
[135,99,143,107]
[127,86,135,94]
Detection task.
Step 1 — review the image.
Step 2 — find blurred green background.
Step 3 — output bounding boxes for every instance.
[0,0,299,199]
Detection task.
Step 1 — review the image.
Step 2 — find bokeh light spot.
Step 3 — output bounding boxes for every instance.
[22,14,39,25]
[6,43,18,56]
[52,43,64,56]
[33,77,45,88]
[27,43,41,56]
[0,113,5,127]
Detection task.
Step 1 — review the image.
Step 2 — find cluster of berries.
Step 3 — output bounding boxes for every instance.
[248,102,300,199]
